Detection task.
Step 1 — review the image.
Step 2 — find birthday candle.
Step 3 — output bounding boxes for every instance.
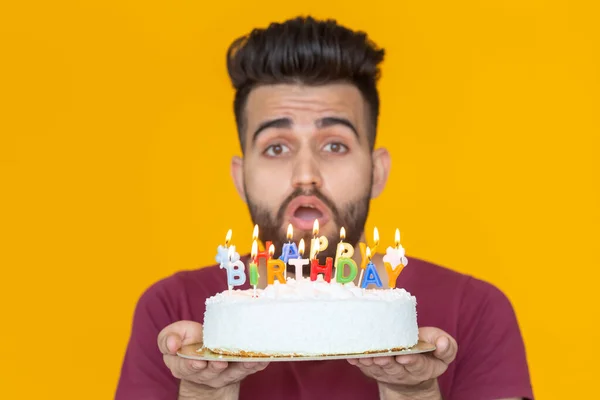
[358,227,379,285]
[249,240,259,296]
[226,246,247,292]
[267,244,286,284]
[215,229,233,268]
[279,223,299,263]
[382,228,408,289]
[361,247,383,289]
[333,227,345,279]
[310,219,319,260]
[288,239,309,280]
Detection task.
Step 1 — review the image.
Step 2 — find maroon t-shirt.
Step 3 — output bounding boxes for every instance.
[115,257,533,399]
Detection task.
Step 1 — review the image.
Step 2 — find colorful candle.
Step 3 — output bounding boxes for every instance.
[279,223,299,263]
[333,227,348,278]
[310,219,319,260]
[382,228,408,289]
[288,238,309,280]
[226,246,247,291]
[358,227,379,285]
[336,257,358,284]
[334,227,357,282]
[215,229,233,268]
[361,247,383,289]
[267,244,286,284]
[249,240,259,296]
[310,257,333,283]
[308,219,329,260]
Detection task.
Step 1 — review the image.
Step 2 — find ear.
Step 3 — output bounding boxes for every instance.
[230,156,247,203]
[371,147,391,199]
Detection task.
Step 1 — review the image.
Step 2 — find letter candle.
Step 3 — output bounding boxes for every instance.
[279,223,299,263]
[310,219,319,260]
[358,227,379,286]
[334,227,356,281]
[335,231,358,284]
[288,239,309,280]
[267,244,286,284]
[309,219,328,260]
[361,247,383,289]
[226,246,247,293]
[215,229,233,268]
[383,228,408,289]
[333,227,344,279]
[252,224,272,267]
[249,240,259,297]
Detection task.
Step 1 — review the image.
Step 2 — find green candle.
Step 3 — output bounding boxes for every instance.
[336,258,358,284]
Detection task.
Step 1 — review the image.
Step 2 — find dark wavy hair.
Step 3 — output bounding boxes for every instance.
[226,16,385,151]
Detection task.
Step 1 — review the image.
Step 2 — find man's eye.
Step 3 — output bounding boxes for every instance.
[323,142,348,153]
[264,143,290,157]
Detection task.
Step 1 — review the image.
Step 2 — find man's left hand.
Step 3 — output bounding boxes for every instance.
[347,327,457,400]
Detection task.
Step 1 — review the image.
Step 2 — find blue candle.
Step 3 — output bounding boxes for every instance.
[361,248,383,289]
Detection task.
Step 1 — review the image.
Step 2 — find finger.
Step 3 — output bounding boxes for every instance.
[347,358,359,366]
[433,335,457,364]
[164,355,203,379]
[400,355,429,376]
[157,321,204,354]
[191,360,208,370]
[358,357,374,367]
[372,356,394,367]
[242,361,269,372]
[208,361,229,372]
[417,327,457,365]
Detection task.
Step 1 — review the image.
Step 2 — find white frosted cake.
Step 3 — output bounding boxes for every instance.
[202,276,418,356]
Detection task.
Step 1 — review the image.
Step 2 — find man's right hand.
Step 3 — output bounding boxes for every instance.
[158,320,269,399]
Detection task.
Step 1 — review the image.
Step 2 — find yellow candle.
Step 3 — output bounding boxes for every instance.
[384,262,404,288]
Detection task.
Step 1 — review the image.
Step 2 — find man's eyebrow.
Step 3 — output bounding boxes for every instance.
[317,117,359,139]
[250,116,359,145]
[252,118,293,144]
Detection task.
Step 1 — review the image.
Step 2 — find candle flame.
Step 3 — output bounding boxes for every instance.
[268,243,275,257]
[252,224,259,241]
[366,246,372,261]
[340,227,346,241]
[312,219,319,236]
[287,223,293,241]
[395,228,400,248]
[225,229,232,246]
[299,238,305,255]
[373,227,379,246]
[251,240,258,259]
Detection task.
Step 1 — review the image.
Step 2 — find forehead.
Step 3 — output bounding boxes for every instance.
[243,83,367,130]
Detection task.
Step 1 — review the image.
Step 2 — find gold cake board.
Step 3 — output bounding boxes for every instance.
[177,340,435,362]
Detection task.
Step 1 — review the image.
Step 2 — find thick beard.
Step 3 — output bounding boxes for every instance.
[244,178,372,273]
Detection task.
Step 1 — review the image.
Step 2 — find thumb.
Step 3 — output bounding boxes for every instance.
[157,320,204,355]
[418,327,457,365]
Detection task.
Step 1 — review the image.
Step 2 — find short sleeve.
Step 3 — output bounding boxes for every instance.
[115,279,181,400]
[451,279,534,400]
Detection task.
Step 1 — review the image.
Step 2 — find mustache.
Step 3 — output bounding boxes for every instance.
[276,188,340,226]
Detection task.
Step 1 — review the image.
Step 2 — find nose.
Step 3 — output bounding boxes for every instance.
[291,151,323,190]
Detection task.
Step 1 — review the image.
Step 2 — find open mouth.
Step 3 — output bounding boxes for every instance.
[293,205,324,221]
[285,196,331,231]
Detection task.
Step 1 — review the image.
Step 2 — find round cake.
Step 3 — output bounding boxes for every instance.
[202,276,418,356]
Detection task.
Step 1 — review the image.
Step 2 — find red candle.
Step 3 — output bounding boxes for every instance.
[310,257,333,283]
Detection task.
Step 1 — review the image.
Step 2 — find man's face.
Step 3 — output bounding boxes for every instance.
[231,83,388,262]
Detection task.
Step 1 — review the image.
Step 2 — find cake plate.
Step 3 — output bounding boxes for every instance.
[177,341,436,362]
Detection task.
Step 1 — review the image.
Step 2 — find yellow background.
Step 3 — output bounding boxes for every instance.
[1,1,598,398]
